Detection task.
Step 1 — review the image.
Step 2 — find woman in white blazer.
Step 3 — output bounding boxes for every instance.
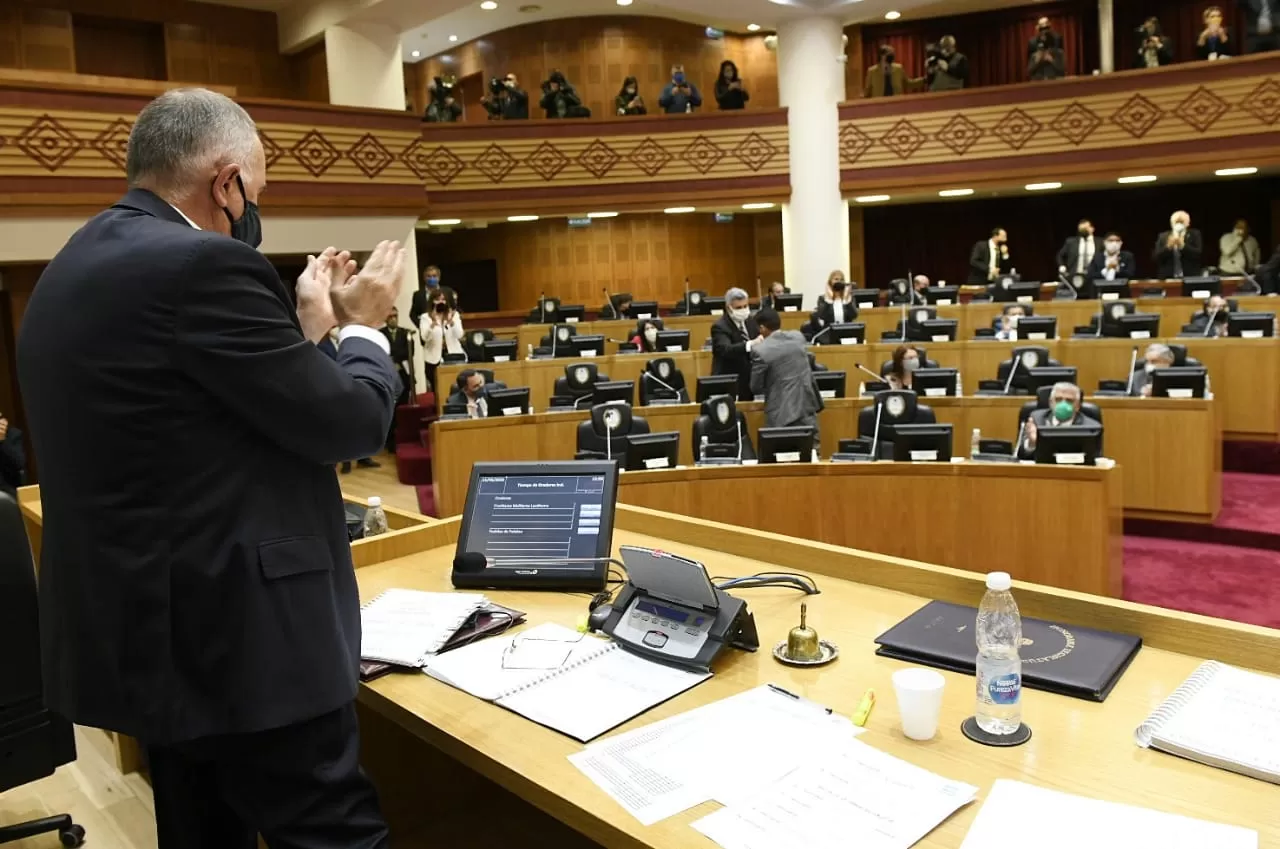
[419,286,465,393]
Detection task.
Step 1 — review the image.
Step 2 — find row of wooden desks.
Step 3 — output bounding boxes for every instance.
[431,395,1218,526]
[437,335,1275,440]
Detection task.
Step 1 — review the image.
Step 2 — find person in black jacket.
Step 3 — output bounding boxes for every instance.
[1153,210,1203,278]
[615,77,647,115]
[0,411,23,497]
[540,70,586,118]
[16,88,398,845]
[710,287,760,401]
[1028,17,1066,80]
[1135,17,1174,68]
[481,73,529,119]
[714,60,749,110]
[1088,232,1138,280]
[806,270,857,341]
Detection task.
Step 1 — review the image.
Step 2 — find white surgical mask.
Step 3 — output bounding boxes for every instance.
[1144,362,1157,374]
[1105,240,1121,254]
[1173,221,1187,233]
[730,307,750,322]
[1008,314,1021,327]
[903,357,920,372]
[644,328,658,342]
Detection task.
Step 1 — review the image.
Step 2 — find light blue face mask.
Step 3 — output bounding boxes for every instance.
[1052,400,1074,422]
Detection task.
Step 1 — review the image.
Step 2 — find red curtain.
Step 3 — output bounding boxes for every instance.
[1115,1,1248,67]
[860,177,1279,290]
[859,0,1101,89]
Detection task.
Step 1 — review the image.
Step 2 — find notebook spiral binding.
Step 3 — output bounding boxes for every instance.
[1134,660,1223,747]
[501,641,618,699]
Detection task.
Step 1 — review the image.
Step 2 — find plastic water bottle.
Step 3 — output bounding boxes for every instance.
[362,496,389,538]
[975,571,1022,735]
[699,435,709,463]
[970,428,981,458]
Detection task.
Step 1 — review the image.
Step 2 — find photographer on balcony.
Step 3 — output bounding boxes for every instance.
[925,35,968,92]
[482,73,529,120]
[540,70,589,118]
[1135,17,1173,68]
[1027,17,1066,80]
[424,76,463,122]
[615,76,647,115]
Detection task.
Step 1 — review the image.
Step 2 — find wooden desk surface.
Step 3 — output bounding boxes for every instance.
[354,509,1280,849]
[430,397,1218,523]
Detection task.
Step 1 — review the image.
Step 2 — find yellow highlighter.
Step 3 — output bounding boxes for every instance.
[853,688,876,727]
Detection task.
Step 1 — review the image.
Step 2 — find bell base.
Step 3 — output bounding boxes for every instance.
[772,639,840,667]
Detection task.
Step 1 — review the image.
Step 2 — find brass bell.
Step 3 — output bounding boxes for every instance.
[785,603,822,662]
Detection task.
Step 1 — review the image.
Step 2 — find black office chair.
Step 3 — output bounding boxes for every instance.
[526,296,561,323]
[807,352,829,373]
[675,289,708,315]
[1017,386,1105,454]
[692,395,757,461]
[1180,301,1239,334]
[993,346,1062,394]
[639,357,688,405]
[885,278,912,305]
[462,329,494,362]
[575,403,650,460]
[552,362,610,408]
[858,390,936,458]
[539,323,578,356]
[0,494,85,848]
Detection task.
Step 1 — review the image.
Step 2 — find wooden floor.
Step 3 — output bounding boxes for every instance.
[339,450,424,514]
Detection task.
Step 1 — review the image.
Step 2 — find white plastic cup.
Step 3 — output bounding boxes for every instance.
[892,667,947,741]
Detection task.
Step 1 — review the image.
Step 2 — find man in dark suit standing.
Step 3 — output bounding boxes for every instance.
[750,309,823,438]
[710,286,760,401]
[16,88,400,847]
[968,227,1011,284]
[381,306,415,452]
[0,411,24,497]
[409,263,442,328]
[1153,210,1203,278]
[1027,17,1066,80]
[1088,232,1137,280]
[1056,218,1098,280]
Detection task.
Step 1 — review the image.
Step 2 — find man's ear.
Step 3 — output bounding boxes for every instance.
[211,164,241,212]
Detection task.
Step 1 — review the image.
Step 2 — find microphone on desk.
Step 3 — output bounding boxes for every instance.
[810,322,833,345]
[1013,417,1028,459]
[602,287,616,320]
[854,362,887,396]
[1124,346,1139,395]
[684,276,692,315]
[539,290,547,324]
[1237,270,1264,295]
[643,371,682,401]
[1094,294,1105,338]
[736,416,744,463]
[454,552,627,571]
[1002,351,1021,396]
[1202,305,1221,338]
[868,397,885,460]
[1057,270,1079,301]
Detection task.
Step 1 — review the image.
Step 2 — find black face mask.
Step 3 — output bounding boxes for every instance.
[434,301,448,313]
[223,174,262,248]
[831,283,846,294]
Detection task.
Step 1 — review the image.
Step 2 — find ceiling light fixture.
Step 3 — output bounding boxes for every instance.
[616,0,633,5]
[1117,175,1157,184]
[938,188,974,197]
[742,202,775,210]
[427,218,462,226]
[480,1,498,9]
[1025,181,1062,191]
[664,206,696,214]
[410,50,421,57]
[1215,166,1257,176]
[448,34,458,42]
[854,194,890,203]
[885,10,901,20]
[507,214,539,222]
[747,23,761,31]
[587,211,618,218]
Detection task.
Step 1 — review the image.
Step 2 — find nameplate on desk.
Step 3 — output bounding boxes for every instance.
[666,345,683,352]
[709,309,724,316]
[1242,329,1265,339]
[493,355,511,362]
[774,451,801,463]
[502,406,523,416]
[565,317,579,323]
[1055,452,1086,465]
[1191,289,1211,299]
[820,390,836,399]
[1166,388,1194,399]
[1027,332,1047,340]
[1101,292,1120,301]
[858,301,876,309]
[936,299,953,306]
[643,456,670,469]
[923,387,947,397]
[635,313,652,320]
[931,335,950,342]
[1016,295,1033,303]
[910,449,938,462]
[839,337,859,345]
[1129,330,1151,339]
[580,349,599,357]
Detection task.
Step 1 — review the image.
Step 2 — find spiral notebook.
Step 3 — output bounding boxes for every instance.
[1135,660,1280,785]
[423,623,711,742]
[359,589,488,667]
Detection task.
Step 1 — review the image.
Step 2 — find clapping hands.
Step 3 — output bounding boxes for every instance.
[296,241,405,343]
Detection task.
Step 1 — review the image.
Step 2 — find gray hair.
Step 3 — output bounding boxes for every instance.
[127,88,259,192]
[1146,343,1174,363]
[725,287,749,303]
[1052,382,1082,402]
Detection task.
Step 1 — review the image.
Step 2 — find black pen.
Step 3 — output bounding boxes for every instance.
[767,683,834,714]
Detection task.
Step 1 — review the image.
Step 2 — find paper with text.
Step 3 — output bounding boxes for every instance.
[359,589,487,666]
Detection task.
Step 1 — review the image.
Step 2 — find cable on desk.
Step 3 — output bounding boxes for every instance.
[713,572,820,595]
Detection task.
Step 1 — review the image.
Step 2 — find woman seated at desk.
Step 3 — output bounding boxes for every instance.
[631,319,663,352]
[886,344,921,391]
[804,270,857,340]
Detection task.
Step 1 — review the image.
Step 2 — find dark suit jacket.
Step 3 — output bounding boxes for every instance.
[806,298,859,339]
[1087,250,1137,281]
[0,425,24,497]
[409,288,435,329]
[1259,245,1280,294]
[968,240,1011,284]
[710,314,760,400]
[1056,235,1099,275]
[1152,228,1203,278]
[1019,409,1102,459]
[16,189,398,744]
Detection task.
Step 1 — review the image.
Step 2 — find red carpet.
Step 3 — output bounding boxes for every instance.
[1123,536,1280,629]
[1223,439,1280,476]
[1125,473,1280,552]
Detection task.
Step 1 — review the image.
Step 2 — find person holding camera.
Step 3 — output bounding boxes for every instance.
[658,64,703,113]
[926,35,968,92]
[540,70,587,118]
[863,44,920,98]
[424,77,463,122]
[420,285,465,394]
[1134,17,1173,68]
[1027,17,1066,80]
[615,77,647,115]
[714,60,749,110]
[482,73,529,120]
[1197,6,1231,59]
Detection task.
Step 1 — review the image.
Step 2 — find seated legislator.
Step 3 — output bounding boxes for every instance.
[968,227,1011,283]
[693,394,757,461]
[1088,232,1137,280]
[602,292,634,320]
[885,344,923,391]
[750,308,824,435]
[761,280,790,312]
[994,304,1026,341]
[447,369,500,417]
[1186,295,1232,337]
[631,318,664,352]
[805,270,857,340]
[710,287,761,401]
[888,274,930,306]
[0,410,24,497]
[1130,344,1175,397]
[1018,382,1101,459]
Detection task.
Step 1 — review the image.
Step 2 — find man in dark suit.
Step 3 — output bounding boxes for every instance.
[1018,382,1101,459]
[16,89,400,847]
[381,306,415,452]
[0,411,24,497]
[1056,218,1098,279]
[710,286,760,401]
[750,309,823,438]
[1088,232,1137,280]
[968,227,1011,284]
[1152,210,1203,278]
[1027,17,1066,80]
[409,263,442,329]
[1130,344,1177,397]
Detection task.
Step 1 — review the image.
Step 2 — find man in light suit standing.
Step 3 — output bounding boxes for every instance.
[750,308,824,441]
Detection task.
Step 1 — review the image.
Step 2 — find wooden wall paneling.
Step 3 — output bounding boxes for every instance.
[71,15,166,81]
[291,41,331,104]
[753,213,784,287]
[165,22,212,85]
[20,6,75,72]
[0,7,19,68]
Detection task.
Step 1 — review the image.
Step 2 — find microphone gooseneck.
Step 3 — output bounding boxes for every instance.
[1125,346,1139,395]
[869,399,884,460]
[1002,351,1021,395]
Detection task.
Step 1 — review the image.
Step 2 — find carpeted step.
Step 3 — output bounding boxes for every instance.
[394,442,433,485]
[1223,440,1280,476]
[1124,472,1280,552]
[1123,535,1280,629]
[415,484,437,517]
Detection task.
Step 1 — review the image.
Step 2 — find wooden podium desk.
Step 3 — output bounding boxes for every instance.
[352,508,1280,849]
[430,397,1216,522]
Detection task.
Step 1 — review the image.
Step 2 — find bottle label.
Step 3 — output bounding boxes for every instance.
[988,673,1021,704]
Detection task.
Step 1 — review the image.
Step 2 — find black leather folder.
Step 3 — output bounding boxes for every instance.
[874,600,1142,702]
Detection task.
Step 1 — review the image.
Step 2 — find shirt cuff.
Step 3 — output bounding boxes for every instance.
[337,325,391,355]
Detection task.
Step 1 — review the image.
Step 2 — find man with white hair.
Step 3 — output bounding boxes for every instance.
[710,286,761,400]
[1018,382,1101,459]
[17,88,399,845]
[1131,344,1177,397]
[1153,210,1203,278]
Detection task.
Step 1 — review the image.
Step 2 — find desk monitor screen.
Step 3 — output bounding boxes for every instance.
[758,426,815,464]
[814,370,846,399]
[1012,315,1057,340]
[1107,313,1160,339]
[817,322,865,346]
[1093,280,1131,301]
[696,374,740,403]
[890,423,954,462]
[916,318,958,342]
[1181,276,1221,299]
[850,288,880,309]
[1151,366,1208,399]
[485,386,530,417]
[912,367,957,398]
[656,330,691,352]
[623,431,680,471]
[1024,366,1077,398]
[1033,426,1100,466]
[453,461,619,590]
[482,340,517,362]
[629,301,659,320]
[591,380,635,406]
[702,296,726,316]
[557,304,586,323]
[571,334,606,357]
[1228,312,1275,338]
[924,285,960,306]
[771,293,804,312]
[993,281,1041,303]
